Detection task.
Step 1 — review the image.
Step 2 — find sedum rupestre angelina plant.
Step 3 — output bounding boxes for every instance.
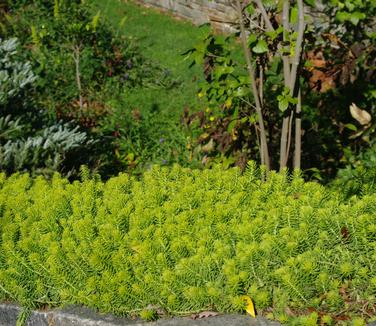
[0,164,375,324]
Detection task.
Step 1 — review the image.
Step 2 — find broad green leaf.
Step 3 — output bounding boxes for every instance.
[367,31,376,39]
[266,26,283,41]
[252,40,268,54]
[344,1,355,11]
[336,11,350,22]
[214,65,234,78]
[344,123,358,131]
[350,12,366,25]
[248,34,257,46]
[278,98,289,112]
[368,89,376,99]
[227,79,240,89]
[238,76,249,84]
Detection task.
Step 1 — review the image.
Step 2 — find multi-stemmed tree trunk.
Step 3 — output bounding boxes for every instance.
[234,0,305,172]
[235,0,271,171]
[280,0,305,170]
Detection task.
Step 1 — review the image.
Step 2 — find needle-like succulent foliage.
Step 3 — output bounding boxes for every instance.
[0,163,374,323]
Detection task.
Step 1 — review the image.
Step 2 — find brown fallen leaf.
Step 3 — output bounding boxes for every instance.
[284,307,295,317]
[309,69,336,93]
[350,103,372,126]
[145,304,166,317]
[191,311,219,319]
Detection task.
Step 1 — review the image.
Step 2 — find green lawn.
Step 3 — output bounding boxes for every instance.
[92,0,210,119]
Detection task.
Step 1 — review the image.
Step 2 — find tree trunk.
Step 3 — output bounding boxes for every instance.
[235,0,270,171]
[294,89,302,169]
[279,0,291,170]
[280,0,305,170]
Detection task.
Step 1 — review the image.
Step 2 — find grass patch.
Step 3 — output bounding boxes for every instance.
[88,0,213,172]
[92,0,210,118]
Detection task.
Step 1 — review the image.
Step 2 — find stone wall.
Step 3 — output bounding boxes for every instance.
[136,0,237,32]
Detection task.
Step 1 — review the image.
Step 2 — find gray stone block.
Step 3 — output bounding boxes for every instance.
[0,304,281,326]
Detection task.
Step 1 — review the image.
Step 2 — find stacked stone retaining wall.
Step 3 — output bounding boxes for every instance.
[136,0,237,32]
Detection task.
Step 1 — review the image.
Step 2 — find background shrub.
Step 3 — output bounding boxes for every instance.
[184,1,375,180]
[0,37,92,177]
[332,140,376,199]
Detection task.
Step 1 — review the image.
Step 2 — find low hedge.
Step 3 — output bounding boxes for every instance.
[0,164,375,325]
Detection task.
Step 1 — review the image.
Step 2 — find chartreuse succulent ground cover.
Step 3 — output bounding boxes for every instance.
[0,164,375,325]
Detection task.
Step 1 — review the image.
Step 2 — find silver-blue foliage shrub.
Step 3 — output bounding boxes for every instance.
[0,37,92,176]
